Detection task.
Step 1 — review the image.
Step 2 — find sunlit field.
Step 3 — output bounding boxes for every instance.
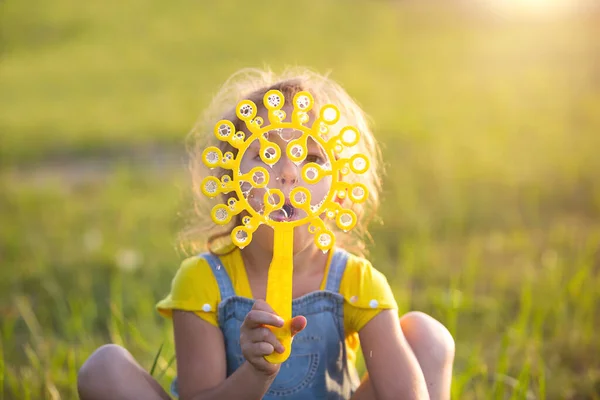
[1,0,599,399]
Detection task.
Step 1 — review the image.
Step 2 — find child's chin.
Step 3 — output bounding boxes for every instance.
[290,233,321,254]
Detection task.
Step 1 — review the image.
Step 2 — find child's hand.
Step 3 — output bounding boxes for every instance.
[240,300,306,376]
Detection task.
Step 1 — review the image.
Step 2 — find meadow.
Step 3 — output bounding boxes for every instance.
[1,0,599,399]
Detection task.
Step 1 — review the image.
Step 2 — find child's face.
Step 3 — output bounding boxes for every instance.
[231,104,333,253]
[238,128,332,223]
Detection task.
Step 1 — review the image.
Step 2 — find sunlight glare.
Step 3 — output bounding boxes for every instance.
[482,0,593,15]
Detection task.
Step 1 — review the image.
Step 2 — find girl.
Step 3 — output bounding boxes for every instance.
[77,67,455,400]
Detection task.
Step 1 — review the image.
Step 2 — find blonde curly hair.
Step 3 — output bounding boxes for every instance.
[180,66,383,257]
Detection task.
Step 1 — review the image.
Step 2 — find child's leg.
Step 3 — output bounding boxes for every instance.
[77,344,171,400]
[399,311,455,399]
[352,311,455,400]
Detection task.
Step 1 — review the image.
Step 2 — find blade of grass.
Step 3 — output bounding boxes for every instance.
[67,348,77,399]
[510,360,532,400]
[149,343,163,377]
[492,332,511,399]
[0,338,4,400]
[537,359,546,400]
[109,271,124,346]
[156,354,176,381]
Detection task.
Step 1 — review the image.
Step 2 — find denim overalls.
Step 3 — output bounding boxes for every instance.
[171,248,360,399]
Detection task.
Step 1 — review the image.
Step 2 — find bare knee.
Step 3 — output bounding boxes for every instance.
[77,344,135,399]
[400,311,455,366]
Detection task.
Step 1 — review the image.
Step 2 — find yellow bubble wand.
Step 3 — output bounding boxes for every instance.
[200,90,369,363]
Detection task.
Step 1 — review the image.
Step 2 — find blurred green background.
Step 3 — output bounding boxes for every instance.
[1,0,599,399]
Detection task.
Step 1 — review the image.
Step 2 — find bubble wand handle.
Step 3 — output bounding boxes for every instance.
[264,224,294,364]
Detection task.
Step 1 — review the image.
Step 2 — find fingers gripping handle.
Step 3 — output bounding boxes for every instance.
[264,227,294,364]
[265,320,292,363]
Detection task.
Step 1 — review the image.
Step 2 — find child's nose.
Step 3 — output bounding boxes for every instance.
[277,157,299,186]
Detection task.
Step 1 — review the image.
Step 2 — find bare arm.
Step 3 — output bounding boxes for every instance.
[172,310,276,400]
[357,310,429,400]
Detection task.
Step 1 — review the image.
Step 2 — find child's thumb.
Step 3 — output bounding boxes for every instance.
[290,316,307,337]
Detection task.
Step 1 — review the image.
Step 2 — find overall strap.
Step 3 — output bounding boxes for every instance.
[199,253,236,300]
[325,248,350,293]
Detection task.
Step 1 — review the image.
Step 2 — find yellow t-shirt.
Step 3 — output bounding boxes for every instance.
[156,246,398,366]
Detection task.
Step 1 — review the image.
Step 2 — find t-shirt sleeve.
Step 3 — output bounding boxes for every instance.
[340,255,398,333]
[156,256,220,327]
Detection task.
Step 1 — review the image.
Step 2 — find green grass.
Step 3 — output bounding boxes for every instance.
[2,0,600,399]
